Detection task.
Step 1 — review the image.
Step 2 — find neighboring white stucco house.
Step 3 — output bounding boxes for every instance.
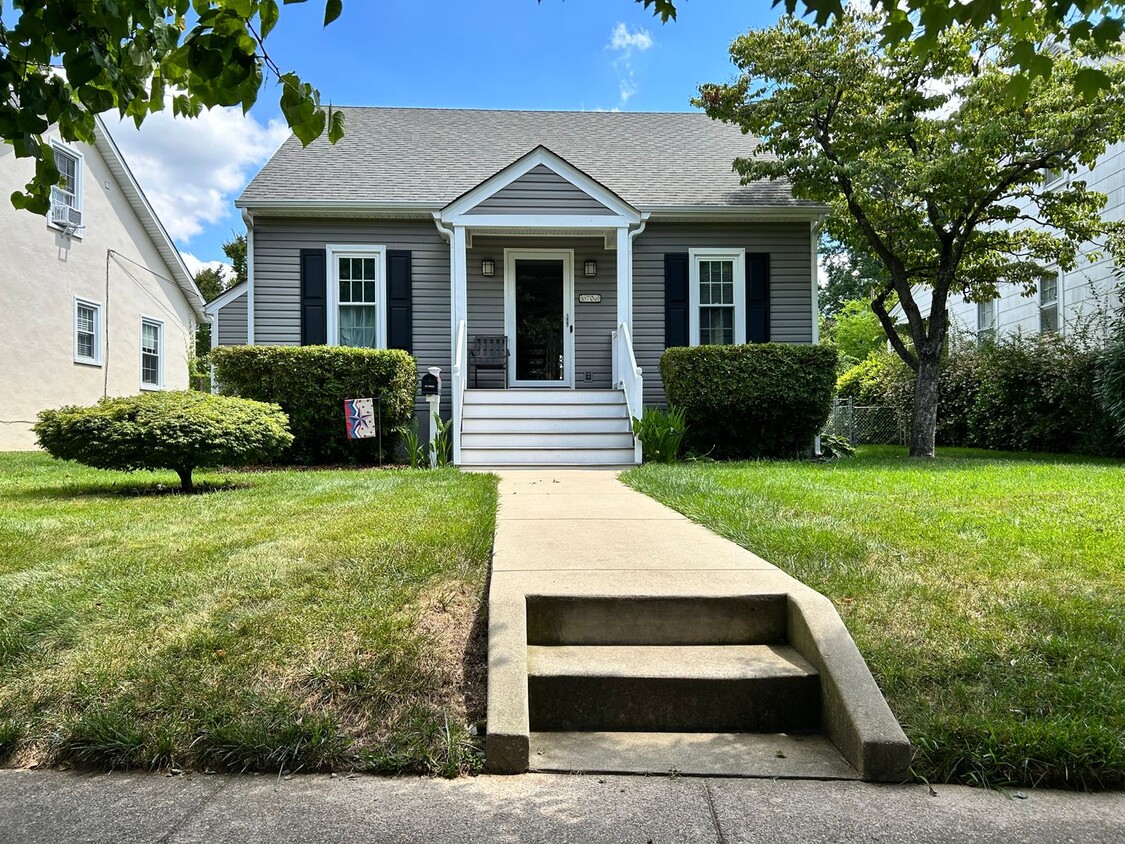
[894,141,1125,344]
[0,116,205,450]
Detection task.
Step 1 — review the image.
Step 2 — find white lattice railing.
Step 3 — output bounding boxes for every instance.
[452,319,467,465]
[612,322,644,464]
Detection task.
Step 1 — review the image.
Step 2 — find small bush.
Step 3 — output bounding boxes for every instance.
[33,391,293,492]
[661,344,837,459]
[212,346,416,465]
[1097,333,1125,442]
[632,405,687,463]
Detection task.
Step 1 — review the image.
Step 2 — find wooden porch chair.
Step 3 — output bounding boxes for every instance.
[469,335,509,388]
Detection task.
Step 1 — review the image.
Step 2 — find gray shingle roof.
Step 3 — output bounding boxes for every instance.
[238,107,817,211]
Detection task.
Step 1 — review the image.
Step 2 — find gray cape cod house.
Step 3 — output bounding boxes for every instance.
[207,108,825,466]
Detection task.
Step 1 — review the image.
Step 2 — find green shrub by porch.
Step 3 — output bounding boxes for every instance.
[33,391,292,492]
[212,345,416,464]
[660,344,837,459]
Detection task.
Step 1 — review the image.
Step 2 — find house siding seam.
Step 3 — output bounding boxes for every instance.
[633,221,815,406]
[465,236,616,389]
[216,292,248,345]
[465,164,612,215]
[248,217,451,416]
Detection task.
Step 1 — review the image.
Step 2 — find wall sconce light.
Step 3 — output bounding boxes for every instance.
[584,259,598,277]
[481,259,496,277]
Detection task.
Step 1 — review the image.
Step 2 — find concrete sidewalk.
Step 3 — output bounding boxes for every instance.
[1,769,1122,843]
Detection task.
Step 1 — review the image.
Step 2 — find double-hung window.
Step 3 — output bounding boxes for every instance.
[140,318,163,389]
[1040,272,1060,334]
[688,248,746,346]
[327,246,386,348]
[976,299,997,346]
[74,298,102,365]
[50,143,83,230]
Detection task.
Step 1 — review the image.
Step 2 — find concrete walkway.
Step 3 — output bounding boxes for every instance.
[486,469,910,778]
[2,769,1123,843]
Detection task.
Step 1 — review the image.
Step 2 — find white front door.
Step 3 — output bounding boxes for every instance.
[504,249,575,387]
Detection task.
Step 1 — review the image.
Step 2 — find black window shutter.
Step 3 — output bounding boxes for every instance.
[746,253,770,343]
[386,250,413,353]
[300,249,327,345]
[664,253,690,348]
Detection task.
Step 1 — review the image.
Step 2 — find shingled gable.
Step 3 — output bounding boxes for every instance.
[439,146,641,224]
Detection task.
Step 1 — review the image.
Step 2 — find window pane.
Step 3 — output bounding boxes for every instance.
[1041,275,1058,304]
[1041,304,1059,333]
[363,280,376,302]
[142,355,159,384]
[339,278,349,302]
[76,332,94,359]
[339,258,350,280]
[142,323,160,354]
[76,305,94,335]
[700,307,734,346]
[363,258,376,279]
[339,305,378,348]
[56,151,77,194]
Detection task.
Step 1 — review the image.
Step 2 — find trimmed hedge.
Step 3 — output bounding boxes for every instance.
[661,344,838,459]
[33,391,292,492]
[212,346,416,464]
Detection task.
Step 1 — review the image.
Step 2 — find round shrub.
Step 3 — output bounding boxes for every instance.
[33,391,293,492]
[660,344,838,459]
[1097,334,1125,443]
[211,346,417,465]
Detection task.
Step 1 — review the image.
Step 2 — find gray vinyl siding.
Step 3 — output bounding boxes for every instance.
[633,221,815,406]
[215,291,248,345]
[465,236,615,389]
[250,217,451,418]
[465,164,611,215]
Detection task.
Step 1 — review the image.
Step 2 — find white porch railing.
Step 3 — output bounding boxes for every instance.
[611,321,644,464]
[452,319,467,465]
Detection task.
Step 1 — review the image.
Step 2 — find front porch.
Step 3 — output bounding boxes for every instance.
[433,146,647,466]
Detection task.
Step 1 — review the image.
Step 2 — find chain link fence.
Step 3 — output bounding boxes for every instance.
[823,398,907,445]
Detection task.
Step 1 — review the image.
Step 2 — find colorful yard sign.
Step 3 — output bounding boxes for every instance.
[344,398,378,440]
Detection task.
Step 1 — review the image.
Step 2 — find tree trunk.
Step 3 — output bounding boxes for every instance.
[910,349,941,458]
[176,467,194,494]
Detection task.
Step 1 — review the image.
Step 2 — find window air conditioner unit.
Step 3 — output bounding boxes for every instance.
[49,201,82,229]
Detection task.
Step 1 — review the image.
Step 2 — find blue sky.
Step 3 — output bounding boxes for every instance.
[105,1,789,277]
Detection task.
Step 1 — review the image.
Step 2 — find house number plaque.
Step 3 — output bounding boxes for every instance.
[579,294,602,303]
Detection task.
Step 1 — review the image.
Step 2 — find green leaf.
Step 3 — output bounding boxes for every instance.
[327,106,345,143]
[259,0,280,39]
[1075,67,1111,100]
[324,0,343,26]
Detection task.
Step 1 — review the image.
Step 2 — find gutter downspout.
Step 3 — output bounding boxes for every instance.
[243,209,255,344]
[811,218,823,457]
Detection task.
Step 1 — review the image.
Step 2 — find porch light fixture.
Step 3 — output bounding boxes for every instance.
[584,259,598,277]
[481,259,496,277]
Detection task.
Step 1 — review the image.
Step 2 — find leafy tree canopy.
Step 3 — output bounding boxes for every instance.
[639,0,1124,97]
[819,233,890,317]
[697,10,1125,456]
[1,0,345,213]
[223,233,248,287]
[822,299,890,364]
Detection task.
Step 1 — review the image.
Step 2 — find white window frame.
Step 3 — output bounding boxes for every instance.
[1039,270,1061,334]
[689,247,746,347]
[325,244,387,348]
[140,316,164,390]
[49,140,84,235]
[976,299,997,346]
[73,296,102,366]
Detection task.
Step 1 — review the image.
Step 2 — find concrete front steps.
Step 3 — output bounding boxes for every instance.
[460,389,637,467]
[517,595,864,779]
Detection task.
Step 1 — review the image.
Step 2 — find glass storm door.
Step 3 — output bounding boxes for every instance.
[512,259,567,385]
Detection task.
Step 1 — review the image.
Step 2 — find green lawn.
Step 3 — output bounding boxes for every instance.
[623,446,1125,790]
[0,453,497,776]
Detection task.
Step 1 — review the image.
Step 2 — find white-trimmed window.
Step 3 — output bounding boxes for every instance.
[73,297,102,365]
[689,248,746,346]
[49,142,83,230]
[1040,272,1060,334]
[976,299,997,346]
[140,318,164,389]
[327,245,386,348]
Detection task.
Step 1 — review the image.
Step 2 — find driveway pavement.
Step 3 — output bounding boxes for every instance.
[1,769,1122,844]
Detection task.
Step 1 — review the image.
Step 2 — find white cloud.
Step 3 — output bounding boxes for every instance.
[108,100,289,244]
[610,22,654,52]
[181,252,234,282]
[607,23,654,109]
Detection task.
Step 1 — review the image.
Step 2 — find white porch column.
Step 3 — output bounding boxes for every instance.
[451,224,468,345]
[616,224,632,330]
